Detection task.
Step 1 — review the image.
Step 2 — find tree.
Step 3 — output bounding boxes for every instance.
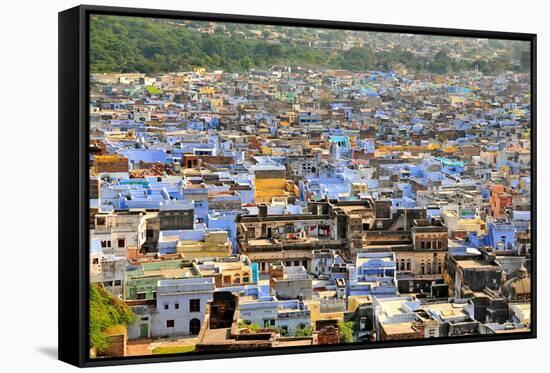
[338,321,355,343]
[89,284,136,352]
[89,15,519,75]
[431,50,451,74]
[238,321,262,331]
[294,326,313,337]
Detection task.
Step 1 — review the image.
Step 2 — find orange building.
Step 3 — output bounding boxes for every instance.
[92,154,129,175]
[489,184,513,219]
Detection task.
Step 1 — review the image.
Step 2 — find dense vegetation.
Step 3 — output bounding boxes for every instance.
[338,321,356,343]
[91,16,524,75]
[294,326,313,337]
[89,284,136,352]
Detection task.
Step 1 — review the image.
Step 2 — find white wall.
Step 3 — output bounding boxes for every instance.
[2,0,548,372]
[154,292,213,337]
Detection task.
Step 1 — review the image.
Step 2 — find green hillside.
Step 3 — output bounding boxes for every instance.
[90,15,523,75]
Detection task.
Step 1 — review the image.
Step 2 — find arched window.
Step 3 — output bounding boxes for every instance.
[420,260,425,275]
[406,259,411,271]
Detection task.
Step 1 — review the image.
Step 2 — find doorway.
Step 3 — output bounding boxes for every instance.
[139,324,148,339]
[189,318,201,335]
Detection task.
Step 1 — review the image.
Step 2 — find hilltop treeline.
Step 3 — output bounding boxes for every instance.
[90,16,523,75]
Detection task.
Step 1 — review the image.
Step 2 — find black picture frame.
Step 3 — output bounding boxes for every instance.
[58,4,537,367]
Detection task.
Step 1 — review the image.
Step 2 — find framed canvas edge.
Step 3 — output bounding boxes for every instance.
[58,4,538,368]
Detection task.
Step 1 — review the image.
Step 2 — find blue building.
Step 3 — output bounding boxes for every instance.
[468,222,516,252]
[347,252,398,298]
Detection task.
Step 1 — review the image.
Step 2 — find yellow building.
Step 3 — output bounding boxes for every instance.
[260,146,273,155]
[509,303,531,325]
[306,294,346,327]
[449,95,466,105]
[442,211,486,238]
[176,231,232,260]
[347,295,373,312]
[195,255,255,287]
[200,86,215,95]
[194,67,206,75]
[253,168,298,203]
[375,143,439,157]
[209,98,223,109]
[92,154,129,176]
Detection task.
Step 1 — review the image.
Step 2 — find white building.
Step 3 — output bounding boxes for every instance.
[239,297,311,336]
[92,210,147,257]
[128,277,215,339]
[311,249,346,277]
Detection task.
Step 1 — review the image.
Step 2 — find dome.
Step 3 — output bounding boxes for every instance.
[502,265,531,301]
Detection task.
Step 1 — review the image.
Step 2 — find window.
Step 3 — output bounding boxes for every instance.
[302,260,308,268]
[92,258,99,264]
[117,239,125,248]
[114,280,122,286]
[294,260,299,266]
[406,259,411,271]
[285,261,291,267]
[189,299,200,312]
[100,241,107,248]
[166,320,174,328]
[243,277,249,283]
[164,304,169,310]
[175,303,179,309]
[223,275,231,284]
[137,293,146,300]
[420,241,425,249]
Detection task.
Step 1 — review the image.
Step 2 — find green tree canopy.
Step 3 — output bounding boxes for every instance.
[90,15,523,75]
[89,284,136,352]
[338,321,356,343]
